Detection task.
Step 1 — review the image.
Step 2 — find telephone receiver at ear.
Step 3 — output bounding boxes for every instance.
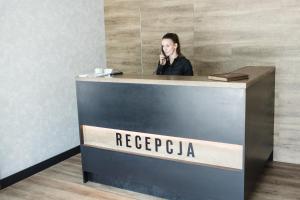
[161,46,169,60]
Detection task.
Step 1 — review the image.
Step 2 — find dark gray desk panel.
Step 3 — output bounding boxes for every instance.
[76,82,245,145]
[81,146,244,200]
[244,71,275,199]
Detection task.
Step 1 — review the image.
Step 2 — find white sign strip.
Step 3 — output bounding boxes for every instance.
[82,125,243,170]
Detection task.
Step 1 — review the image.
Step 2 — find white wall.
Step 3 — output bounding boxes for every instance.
[0,0,106,179]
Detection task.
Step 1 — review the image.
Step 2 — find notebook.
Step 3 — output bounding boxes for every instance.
[208,73,249,82]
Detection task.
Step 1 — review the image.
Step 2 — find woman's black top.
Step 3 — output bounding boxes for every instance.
[156,56,193,76]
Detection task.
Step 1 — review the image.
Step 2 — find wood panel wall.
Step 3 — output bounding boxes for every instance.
[104,0,300,164]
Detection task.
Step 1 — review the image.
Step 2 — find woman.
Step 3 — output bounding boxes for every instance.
[156,33,193,76]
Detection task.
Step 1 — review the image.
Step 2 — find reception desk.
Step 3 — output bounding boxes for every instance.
[75,66,275,200]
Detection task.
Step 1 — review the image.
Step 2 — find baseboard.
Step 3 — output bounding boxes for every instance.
[0,145,80,190]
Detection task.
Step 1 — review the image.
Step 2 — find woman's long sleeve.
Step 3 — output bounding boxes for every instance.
[156,63,164,75]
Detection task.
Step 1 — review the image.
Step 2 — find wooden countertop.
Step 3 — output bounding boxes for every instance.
[76,66,275,88]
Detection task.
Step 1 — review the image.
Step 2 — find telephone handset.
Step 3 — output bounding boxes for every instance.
[161,46,169,63]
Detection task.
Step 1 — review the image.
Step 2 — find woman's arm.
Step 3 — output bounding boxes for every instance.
[156,62,164,75]
[156,53,167,75]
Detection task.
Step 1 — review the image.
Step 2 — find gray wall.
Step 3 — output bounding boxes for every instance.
[0,0,106,179]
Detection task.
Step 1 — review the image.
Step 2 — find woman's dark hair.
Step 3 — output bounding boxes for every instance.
[162,33,181,56]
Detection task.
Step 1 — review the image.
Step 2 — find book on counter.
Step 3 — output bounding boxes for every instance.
[208,72,249,82]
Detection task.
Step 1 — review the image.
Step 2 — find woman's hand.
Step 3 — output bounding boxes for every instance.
[159,53,166,65]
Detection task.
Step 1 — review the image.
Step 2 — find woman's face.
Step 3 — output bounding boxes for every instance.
[161,39,177,57]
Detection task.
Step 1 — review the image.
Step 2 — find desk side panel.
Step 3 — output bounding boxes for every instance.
[245,71,275,199]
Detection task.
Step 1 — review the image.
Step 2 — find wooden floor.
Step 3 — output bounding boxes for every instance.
[1,154,299,200]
